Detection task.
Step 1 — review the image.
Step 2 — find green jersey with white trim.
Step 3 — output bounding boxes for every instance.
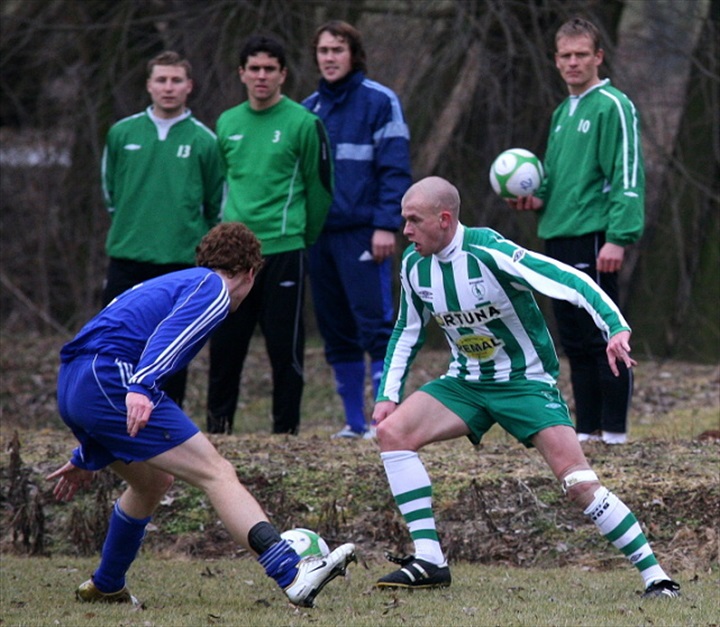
[217,96,333,256]
[102,107,223,265]
[377,225,631,402]
[536,79,645,246]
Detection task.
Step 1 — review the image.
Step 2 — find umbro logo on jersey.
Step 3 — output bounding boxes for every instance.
[512,249,526,263]
[123,144,142,150]
[228,134,244,141]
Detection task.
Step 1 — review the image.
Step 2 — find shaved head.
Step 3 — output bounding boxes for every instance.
[402,176,460,218]
[401,177,461,256]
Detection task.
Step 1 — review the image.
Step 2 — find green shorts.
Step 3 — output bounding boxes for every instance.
[419,377,573,447]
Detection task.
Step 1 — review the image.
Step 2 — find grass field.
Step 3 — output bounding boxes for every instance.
[2,555,719,626]
[1,332,719,625]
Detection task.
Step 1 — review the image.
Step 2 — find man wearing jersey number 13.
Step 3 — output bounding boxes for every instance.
[372,177,679,599]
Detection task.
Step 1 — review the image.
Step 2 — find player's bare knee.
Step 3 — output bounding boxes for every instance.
[376,420,415,452]
[148,471,175,496]
[189,455,237,492]
[560,469,601,505]
[125,472,173,510]
[375,420,396,449]
[147,472,174,503]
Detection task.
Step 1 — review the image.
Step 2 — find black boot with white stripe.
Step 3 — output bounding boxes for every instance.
[375,553,451,589]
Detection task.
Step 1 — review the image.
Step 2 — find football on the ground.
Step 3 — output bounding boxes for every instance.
[489,148,544,199]
[281,528,330,558]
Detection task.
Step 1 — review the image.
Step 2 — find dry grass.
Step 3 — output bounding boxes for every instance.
[1,331,718,579]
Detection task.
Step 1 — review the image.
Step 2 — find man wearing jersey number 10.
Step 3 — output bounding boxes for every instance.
[372,177,679,599]
[512,17,644,445]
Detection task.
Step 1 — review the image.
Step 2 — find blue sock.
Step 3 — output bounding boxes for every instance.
[258,539,300,589]
[333,361,366,433]
[93,501,151,593]
[371,360,384,398]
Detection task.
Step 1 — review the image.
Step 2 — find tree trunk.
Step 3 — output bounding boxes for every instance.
[414,41,483,178]
[612,0,712,306]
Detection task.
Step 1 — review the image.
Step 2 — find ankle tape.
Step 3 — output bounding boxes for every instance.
[561,469,598,494]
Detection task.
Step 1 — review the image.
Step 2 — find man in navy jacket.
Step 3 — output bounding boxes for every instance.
[303,20,412,439]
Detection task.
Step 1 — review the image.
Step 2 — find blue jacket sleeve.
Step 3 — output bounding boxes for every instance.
[372,96,412,232]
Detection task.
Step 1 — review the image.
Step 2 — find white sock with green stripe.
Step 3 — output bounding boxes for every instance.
[381,450,446,566]
[584,487,670,586]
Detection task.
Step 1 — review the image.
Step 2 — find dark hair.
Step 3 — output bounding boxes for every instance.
[196,223,263,276]
[555,17,602,52]
[312,20,367,73]
[239,34,286,69]
[147,51,192,80]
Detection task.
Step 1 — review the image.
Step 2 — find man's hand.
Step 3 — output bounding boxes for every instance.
[46,461,94,501]
[371,229,396,263]
[606,330,637,376]
[596,242,625,273]
[372,400,397,426]
[126,391,154,437]
[507,195,543,211]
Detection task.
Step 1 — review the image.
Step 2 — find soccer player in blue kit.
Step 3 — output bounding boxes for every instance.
[46,222,355,608]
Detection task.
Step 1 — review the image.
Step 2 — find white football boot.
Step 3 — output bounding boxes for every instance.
[284,542,356,607]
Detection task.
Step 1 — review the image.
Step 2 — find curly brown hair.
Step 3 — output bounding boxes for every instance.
[196,223,263,276]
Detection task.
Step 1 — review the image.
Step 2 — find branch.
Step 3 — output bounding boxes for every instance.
[0,270,72,336]
[414,41,483,177]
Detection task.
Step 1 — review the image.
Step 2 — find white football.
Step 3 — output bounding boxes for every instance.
[489,148,544,199]
[280,528,330,558]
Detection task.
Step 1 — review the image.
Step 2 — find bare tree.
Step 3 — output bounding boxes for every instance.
[1,0,717,359]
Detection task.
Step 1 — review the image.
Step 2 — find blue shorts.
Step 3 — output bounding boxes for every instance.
[419,377,574,447]
[57,355,199,470]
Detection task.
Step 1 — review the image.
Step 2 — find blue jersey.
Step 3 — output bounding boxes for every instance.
[61,268,229,403]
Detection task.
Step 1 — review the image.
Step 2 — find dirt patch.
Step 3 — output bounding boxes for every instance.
[2,430,718,576]
[1,332,718,575]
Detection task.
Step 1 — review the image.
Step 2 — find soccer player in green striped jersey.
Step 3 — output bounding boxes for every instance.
[373,177,679,599]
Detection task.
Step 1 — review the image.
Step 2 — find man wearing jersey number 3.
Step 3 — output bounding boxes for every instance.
[207,35,333,435]
[372,177,679,598]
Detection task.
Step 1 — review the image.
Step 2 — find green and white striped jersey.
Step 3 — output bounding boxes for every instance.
[377,225,630,402]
